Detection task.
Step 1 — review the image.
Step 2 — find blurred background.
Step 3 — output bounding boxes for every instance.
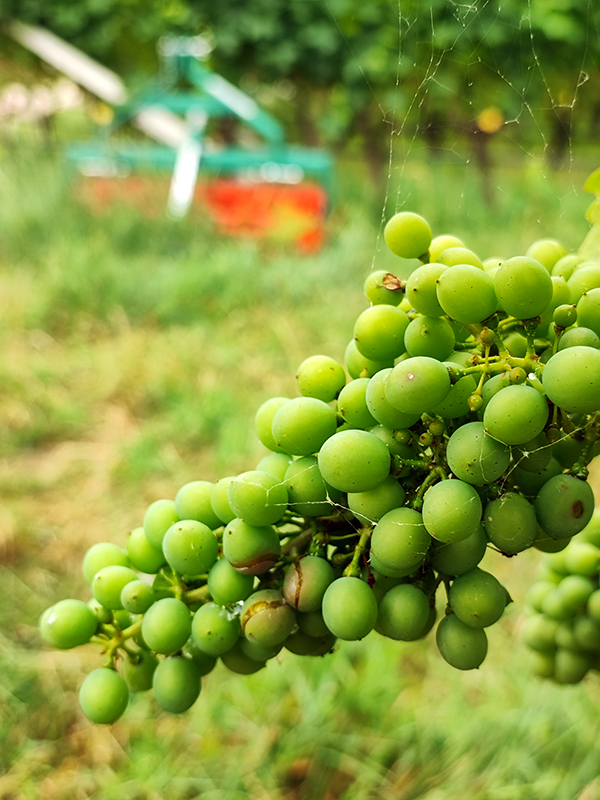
[1,1,600,798]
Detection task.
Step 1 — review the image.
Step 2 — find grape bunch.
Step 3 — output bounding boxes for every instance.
[40,173,600,724]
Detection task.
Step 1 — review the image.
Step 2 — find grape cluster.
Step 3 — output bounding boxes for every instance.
[40,205,600,724]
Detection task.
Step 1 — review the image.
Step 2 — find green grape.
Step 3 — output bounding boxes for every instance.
[532,529,571,553]
[511,431,553,473]
[228,470,288,527]
[449,567,507,628]
[141,597,191,654]
[526,238,568,272]
[241,589,296,647]
[446,421,510,485]
[483,493,538,555]
[40,599,98,650]
[524,580,556,613]
[239,637,283,662]
[152,656,201,713]
[587,589,600,623]
[504,332,527,357]
[184,640,218,675]
[220,642,266,674]
[375,583,430,641]
[120,580,156,614]
[222,518,281,576]
[254,397,289,452]
[432,372,477,419]
[175,481,222,530]
[539,276,571,328]
[284,456,339,517]
[123,649,158,692]
[542,346,600,413]
[344,339,394,379]
[347,475,406,524]
[92,565,139,611]
[404,315,455,361]
[256,452,293,481]
[337,378,377,429]
[554,620,578,650]
[520,613,558,651]
[528,650,555,678]
[577,288,600,338]
[79,668,129,724]
[143,499,180,552]
[568,263,600,304]
[540,588,576,621]
[437,247,484,269]
[405,263,448,316]
[553,304,578,329]
[558,574,595,612]
[83,543,130,585]
[365,368,421,429]
[271,397,337,456]
[370,506,431,577]
[317,429,391,493]
[297,609,332,637]
[563,542,600,577]
[430,524,488,576]
[483,384,549,446]
[494,256,553,318]
[580,507,600,547]
[535,474,595,540]
[283,555,335,612]
[207,557,255,606]
[353,304,409,362]
[558,326,600,350]
[369,424,417,460]
[429,234,465,262]
[384,211,432,259]
[480,372,510,411]
[192,602,240,656]
[552,253,584,281]
[422,479,482,544]
[436,614,488,670]
[126,527,166,574]
[554,648,592,684]
[385,356,451,415]
[284,630,336,656]
[210,476,237,525]
[511,458,562,498]
[572,615,600,653]
[363,270,404,306]
[163,519,219,576]
[296,354,347,402]
[321,576,378,640]
[436,265,497,324]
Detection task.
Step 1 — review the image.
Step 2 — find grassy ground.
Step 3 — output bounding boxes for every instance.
[1,144,600,799]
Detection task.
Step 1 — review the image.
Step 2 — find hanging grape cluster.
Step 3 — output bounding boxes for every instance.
[40,172,600,724]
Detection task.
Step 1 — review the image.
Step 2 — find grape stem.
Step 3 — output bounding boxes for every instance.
[410,466,447,512]
[343,526,372,578]
[100,617,143,668]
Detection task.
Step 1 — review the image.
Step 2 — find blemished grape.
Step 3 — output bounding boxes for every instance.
[384,211,432,259]
[296,354,347,402]
[436,614,488,670]
[79,668,129,724]
[321,577,378,640]
[42,191,600,720]
[422,480,483,544]
[152,656,201,713]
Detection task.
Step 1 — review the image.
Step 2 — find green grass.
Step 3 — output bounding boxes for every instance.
[1,146,600,798]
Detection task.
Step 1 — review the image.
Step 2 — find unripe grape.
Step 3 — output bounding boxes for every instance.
[494,256,553,318]
[553,304,577,328]
[296,354,346,402]
[152,656,201,713]
[436,265,497,324]
[449,567,508,628]
[384,211,432,260]
[337,378,377,429]
[558,327,600,350]
[365,368,421,429]
[321,577,378,640]
[405,263,448,316]
[363,270,404,306]
[542,346,600,414]
[344,339,394,379]
[554,648,591,684]
[220,642,266,674]
[385,356,451,415]
[92,565,139,610]
[163,519,219,575]
[568,263,600,304]
[520,613,558,652]
[370,506,431,577]
[376,583,430,641]
[535,474,595,540]
[210,476,237,525]
[297,609,332,637]
[40,599,98,650]
[271,397,337,456]
[141,597,191,654]
[436,614,488,670]
[353,304,409,362]
[430,524,488,576]
[120,580,156,614]
[126,527,166,574]
[239,637,283,662]
[552,254,584,281]
[207,557,255,606]
[577,288,600,338]
[228,470,288,527]
[438,246,483,269]
[255,397,289,452]
[123,649,158,692]
[422,479,482,544]
[175,480,222,530]
[143,499,179,552]
[429,234,465,262]
[404,315,455,361]
[347,475,406,524]
[192,602,240,656]
[483,493,538,555]
[446,421,510,486]
[283,555,335,612]
[184,641,218,676]
[79,668,129,724]
[483,384,549,446]
[83,543,130,585]
[318,429,391,493]
[256,452,293,481]
[284,629,337,656]
[526,238,567,271]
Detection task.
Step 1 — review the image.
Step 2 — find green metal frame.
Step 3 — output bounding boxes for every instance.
[66,41,334,200]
